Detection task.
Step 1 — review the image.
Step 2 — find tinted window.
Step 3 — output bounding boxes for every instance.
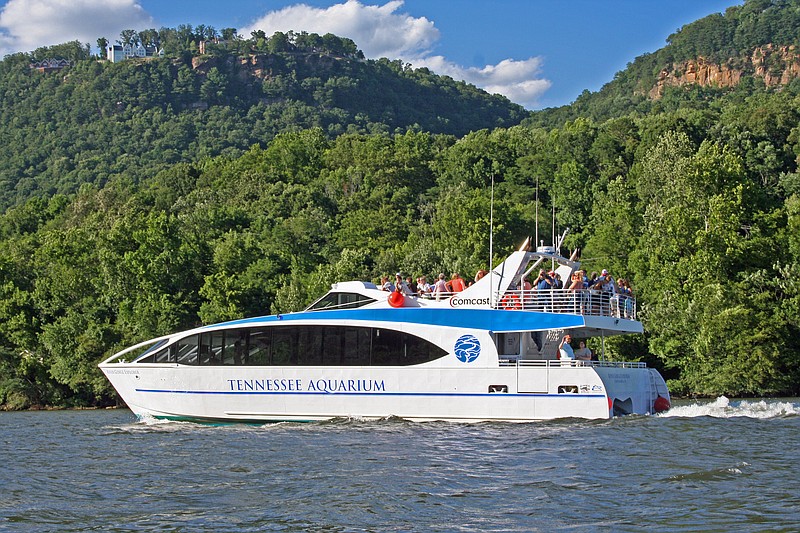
[176,335,198,365]
[223,329,248,365]
[372,328,443,366]
[272,328,295,365]
[152,325,445,367]
[307,292,376,311]
[248,330,271,365]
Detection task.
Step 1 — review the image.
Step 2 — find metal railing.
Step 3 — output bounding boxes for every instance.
[498,359,647,368]
[491,289,636,319]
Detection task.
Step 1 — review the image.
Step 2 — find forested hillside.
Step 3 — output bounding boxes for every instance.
[528,0,800,128]
[0,31,525,209]
[2,0,800,410]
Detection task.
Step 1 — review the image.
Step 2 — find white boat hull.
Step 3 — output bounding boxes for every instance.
[102,362,668,423]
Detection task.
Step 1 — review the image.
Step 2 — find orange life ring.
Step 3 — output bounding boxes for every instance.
[501,293,521,310]
[388,291,405,308]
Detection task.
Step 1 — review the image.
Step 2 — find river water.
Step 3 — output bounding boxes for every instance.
[1,397,798,532]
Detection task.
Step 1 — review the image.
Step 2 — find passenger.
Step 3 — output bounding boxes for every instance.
[450,273,466,292]
[417,276,432,297]
[405,275,418,295]
[618,278,634,318]
[552,272,564,310]
[568,270,585,313]
[521,276,533,308]
[233,340,244,365]
[600,269,619,316]
[395,273,415,295]
[380,276,394,292]
[568,270,584,291]
[535,269,554,290]
[588,271,601,313]
[574,340,592,361]
[433,273,449,300]
[475,269,488,283]
[558,334,575,360]
[535,269,554,311]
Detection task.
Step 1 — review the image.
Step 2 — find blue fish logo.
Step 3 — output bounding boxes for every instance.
[454,335,481,363]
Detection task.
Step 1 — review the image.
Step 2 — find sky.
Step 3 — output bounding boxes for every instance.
[0,0,741,109]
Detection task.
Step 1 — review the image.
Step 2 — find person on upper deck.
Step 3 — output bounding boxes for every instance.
[380,276,394,292]
[433,273,449,299]
[395,273,415,295]
[558,334,575,360]
[450,273,466,292]
[535,269,554,290]
[405,275,418,294]
[568,270,584,291]
[617,278,633,318]
[417,276,432,296]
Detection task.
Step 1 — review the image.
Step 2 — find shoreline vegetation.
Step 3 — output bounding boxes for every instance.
[2,0,800,410]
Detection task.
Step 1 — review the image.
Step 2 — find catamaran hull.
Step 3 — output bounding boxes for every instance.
[101,363,669,423]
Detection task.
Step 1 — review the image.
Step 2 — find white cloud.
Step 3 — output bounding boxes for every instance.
[241,0,438,59]
[242,0,550,108]
[412,56,552,109]
[0,0,154,57]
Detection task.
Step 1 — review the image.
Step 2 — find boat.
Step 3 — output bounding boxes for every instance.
[100,242,671,423]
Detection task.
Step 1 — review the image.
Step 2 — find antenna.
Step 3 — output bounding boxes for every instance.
[489,174,494,307]
[556,228,570,252]
[534,176,539,250]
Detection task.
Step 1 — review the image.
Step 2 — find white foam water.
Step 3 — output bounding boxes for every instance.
[661,396,800,419]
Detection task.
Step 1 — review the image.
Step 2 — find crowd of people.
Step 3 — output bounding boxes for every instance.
[378,265,634,318]
[522,267,634,318]
[379,270,489,299]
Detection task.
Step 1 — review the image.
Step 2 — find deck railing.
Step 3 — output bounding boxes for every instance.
[490,289,636,319]
[498,359,647,368]
[415,289,635,319]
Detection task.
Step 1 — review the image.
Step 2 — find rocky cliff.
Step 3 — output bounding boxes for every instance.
[648,44,800,99]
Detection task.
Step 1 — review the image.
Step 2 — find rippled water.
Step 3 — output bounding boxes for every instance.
[1,397,799,532]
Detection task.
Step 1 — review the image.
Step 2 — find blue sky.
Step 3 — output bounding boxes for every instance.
[0,0,741,109]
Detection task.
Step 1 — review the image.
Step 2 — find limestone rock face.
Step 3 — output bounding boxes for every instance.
[648,44,800,99]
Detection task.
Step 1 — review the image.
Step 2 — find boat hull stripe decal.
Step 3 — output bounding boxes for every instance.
[135,388,604,399]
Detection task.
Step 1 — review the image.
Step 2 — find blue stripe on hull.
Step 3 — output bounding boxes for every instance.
[136,388,604,399]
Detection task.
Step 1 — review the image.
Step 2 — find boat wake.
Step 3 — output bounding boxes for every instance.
[661,396,800,419]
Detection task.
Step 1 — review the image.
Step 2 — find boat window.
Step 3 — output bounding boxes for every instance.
[297,327,323,366]
[372,328,444,366]
[272,328,295,365]
[306,292,376,311]
[148,325,445,366]
[154,345,176,364]
[247,329,271,365]
[222,329,248,365]
[341,327,371,365]
[176,335,199,365]
[199,333,214,365]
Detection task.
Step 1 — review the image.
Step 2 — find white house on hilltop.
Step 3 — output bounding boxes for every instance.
[106,44,163,63]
